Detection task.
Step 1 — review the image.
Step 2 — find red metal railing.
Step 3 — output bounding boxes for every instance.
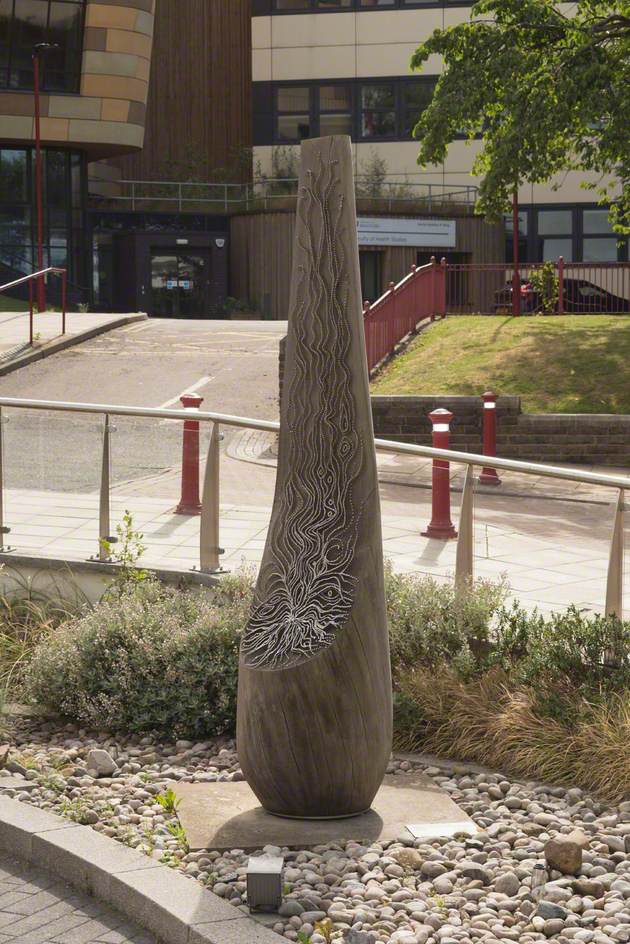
[363,256,446,372]
[0,267,67,345]
[444,260,630,316]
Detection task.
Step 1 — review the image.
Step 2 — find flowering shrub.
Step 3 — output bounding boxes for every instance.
[385,564,509,681]
[26,575,253,738]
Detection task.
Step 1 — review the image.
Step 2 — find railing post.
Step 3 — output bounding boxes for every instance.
[605,488,624,618]
[430,255,437,321]
[176,393,203,515]
[97,414,114,561]
[557,256,564,314]
[363,300,372,372]
[440,256,447,318]
[512,189,521,316]
[0,407,12,553]
[422,408,458,539]
[28,280,33,346]
[388,281,396,351]
[455,464,474,595]
[61,269,67,335]
[479,390,501,485]
[131,182,136,212]
[178,183,183,213]
[199,422,225,573]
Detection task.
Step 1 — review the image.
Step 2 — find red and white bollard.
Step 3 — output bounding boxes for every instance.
[422,408,458,539]
[479,391,501,486]
[176,393,203,515]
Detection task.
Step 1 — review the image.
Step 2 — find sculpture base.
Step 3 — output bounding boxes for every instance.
[169,775,476,851]
[267,807,370,821]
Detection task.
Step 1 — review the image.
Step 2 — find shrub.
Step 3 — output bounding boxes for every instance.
[396,667,630,800]
[385,564,509,681]
[26,575,253,738]
[488,603,630,716]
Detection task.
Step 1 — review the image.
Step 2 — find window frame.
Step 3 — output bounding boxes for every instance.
[504,204,629,264]
[261,0,474,13]
[0,0,87,94]
[267,76,437,145]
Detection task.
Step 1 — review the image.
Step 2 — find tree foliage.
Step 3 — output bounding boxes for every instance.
[411,1,630,231]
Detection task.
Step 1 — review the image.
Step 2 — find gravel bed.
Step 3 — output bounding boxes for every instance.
[1,719,629,944]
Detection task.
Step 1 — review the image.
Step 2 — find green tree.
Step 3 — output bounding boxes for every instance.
[410,1,630,231]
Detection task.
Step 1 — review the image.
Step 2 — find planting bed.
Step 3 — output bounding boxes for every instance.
[1,719,629,944]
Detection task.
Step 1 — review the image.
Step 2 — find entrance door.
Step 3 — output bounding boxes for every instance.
[150,251,209,317]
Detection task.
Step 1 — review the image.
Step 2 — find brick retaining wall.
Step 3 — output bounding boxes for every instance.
[372,396,630,466]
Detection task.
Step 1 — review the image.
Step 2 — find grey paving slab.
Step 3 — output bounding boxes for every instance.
[0,855,157,944]
[172,774,476,852]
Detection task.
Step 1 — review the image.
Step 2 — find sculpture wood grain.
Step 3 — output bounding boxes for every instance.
[236,136,392,818]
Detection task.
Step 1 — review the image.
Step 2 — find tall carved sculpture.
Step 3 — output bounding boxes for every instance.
[237,136,392,819]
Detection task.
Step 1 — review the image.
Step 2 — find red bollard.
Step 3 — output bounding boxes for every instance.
[422,408,458,539]
[479,391,501,486]
[175,393,203,515]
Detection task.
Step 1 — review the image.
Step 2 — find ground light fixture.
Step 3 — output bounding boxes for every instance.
[246,855,284,912]
[32,42,60,314]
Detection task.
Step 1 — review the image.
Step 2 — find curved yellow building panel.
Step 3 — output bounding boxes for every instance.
[0,0,156,158]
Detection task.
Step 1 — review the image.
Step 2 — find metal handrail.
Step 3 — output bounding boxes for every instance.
[0,396,625,614]
[0,395,629,489]
[0,268,68,343]
[0,266,66,293]
[87,175,479,212]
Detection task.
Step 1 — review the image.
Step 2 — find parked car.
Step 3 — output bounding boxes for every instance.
[493,277,630,314]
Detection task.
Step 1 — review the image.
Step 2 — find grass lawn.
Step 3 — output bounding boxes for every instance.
[371,315,630,413]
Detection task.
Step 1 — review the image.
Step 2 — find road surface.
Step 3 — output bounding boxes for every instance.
[0,319,286,492]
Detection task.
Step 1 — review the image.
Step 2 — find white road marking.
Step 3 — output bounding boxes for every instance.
[158,375,215,410]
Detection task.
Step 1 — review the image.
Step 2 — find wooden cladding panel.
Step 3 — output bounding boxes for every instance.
[230,210,504,319]
[113,0,252,181]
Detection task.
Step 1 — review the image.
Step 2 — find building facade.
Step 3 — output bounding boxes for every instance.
[0,0,156,299]
[1,1,625,319]
[251,1,628,273]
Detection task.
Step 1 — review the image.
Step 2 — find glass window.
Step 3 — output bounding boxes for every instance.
[402,80,436,136]
[0,0,86,93]
[541,237,572,262]
[319,84,352,137]
[537,209,572,236]
[583,209,615,234]
[583,238,618,262]
[504,210,528,263]
[274,0,309,8]
[360,250,382,302]
[0,149,28,202]
[361,84,395,138]
[277,114,311,141]
[317,0,352,6]
[277,86,309,112]
[0,147,85,297]
[276,86,311,142]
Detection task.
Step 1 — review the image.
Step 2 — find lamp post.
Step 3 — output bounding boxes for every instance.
[32,42,58,314]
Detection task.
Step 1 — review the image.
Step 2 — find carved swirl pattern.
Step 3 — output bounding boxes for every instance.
[241,145,363,670]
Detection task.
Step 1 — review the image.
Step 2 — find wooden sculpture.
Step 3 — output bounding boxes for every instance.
[236,136,392,819]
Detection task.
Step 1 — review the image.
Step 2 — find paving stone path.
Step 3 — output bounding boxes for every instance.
[0,855,157,944]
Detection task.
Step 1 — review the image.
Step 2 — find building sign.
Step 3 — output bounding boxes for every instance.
[357,217,456,248]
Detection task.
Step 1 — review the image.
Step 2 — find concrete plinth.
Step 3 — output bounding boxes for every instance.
[171,775,476,851]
